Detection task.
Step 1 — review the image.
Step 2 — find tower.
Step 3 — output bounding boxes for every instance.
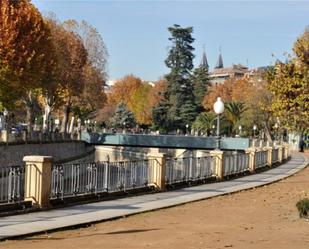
[200,45,209,68]
[215,47,224,69]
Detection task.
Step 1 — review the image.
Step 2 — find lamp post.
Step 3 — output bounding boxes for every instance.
[186,124,189,135]
[213,97,225,150]
[253,124,257,138]
[123,122,126,133]
[3,109,8,143]
[3,109,8,130]
[274,122,279,141]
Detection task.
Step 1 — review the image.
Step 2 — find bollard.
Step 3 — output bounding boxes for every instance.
[23,156,53,208]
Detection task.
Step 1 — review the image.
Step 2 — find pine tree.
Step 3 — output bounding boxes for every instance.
[192,64,210,113]
[110,102,136,129]
[153,24,198,132]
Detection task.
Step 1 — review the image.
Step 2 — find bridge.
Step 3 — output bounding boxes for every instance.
[81,132,252,150]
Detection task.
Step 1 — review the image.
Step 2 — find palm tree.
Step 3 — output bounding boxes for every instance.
[224,102,246,136]
[192,112,216,136]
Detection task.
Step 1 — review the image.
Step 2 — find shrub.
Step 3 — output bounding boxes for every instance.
[296,198,309,218]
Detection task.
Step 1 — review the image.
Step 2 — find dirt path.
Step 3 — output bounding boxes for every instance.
[1,152,309,249]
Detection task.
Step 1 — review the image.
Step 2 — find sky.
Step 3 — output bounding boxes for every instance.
[31,0,309,81]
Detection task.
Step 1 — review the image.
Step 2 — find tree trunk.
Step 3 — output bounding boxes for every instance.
[263,120,273,143]
[24,91,35,133]
[60,103,70,133]
[43,96,54,133]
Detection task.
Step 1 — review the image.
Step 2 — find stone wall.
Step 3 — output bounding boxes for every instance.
[0,141,94,166]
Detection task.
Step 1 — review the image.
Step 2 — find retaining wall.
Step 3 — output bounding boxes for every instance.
[0,141,94,166]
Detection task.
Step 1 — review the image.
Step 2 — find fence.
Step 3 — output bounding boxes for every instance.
[0,144,289,209]
[50,159,159,199]
[223,153,250,176]
[165,156,215,185]
[0,165,24,204]
[272,148,279,164]
[255,150,268,169]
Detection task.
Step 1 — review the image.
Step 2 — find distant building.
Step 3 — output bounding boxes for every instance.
[209,52,249,84]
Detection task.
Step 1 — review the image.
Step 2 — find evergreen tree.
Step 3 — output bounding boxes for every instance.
[153,24,198,132]
[192,63,210,113]
[110,102,136,129]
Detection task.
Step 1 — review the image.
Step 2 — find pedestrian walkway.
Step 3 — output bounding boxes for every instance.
[0,153,307,240]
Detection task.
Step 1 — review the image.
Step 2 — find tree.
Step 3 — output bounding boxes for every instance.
[108,74,143,108]
[192,112,216,136]
[63,20,108,119]
[130,83,153,125]
[191,60,210,113]
[0,0,55,131]
[153,24,197,131]
[268,27,309,133]
[224,101,246,136]
[110,102,136,129]
[47,18,87,133]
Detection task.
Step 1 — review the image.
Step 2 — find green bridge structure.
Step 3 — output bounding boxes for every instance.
[81,132,252,150]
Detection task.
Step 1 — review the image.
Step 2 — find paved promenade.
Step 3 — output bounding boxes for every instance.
[0,153,307,240]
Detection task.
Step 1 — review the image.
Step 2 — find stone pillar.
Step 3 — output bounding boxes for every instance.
[147,152,167,191]
[210,150,224,180]
[23,156,53,208]
[277,145,283,163]
[265,147,273,166]
[245,148,256,173]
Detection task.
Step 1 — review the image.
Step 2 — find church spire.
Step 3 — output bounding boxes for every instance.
[200,45,209,68]
[215,47,224,69]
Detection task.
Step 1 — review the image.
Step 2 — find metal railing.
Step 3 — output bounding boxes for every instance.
[165,156,215,185]
[255,150,268,169]
[223,153,249,176]
[51,159,159,199]
[272,148,279,164]
[0,165,24,204]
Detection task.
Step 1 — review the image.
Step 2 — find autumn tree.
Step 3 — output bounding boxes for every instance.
[268,27,309,134]
[108,75,143,108]
[63,20,108,119]
[46,18,87,133]
[0,0,55,131]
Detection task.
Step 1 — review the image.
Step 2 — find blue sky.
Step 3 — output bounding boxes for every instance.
[32,0,309,81]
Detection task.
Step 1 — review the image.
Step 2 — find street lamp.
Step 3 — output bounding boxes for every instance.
[186,124,189,135]
[274,122,279,141]
[213,97,224,150]
[3,109,8,130]
[253,124,257,138]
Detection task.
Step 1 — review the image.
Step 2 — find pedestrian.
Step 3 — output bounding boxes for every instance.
[299,137,305,152]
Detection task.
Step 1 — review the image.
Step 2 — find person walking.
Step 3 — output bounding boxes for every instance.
[299,137,305,152]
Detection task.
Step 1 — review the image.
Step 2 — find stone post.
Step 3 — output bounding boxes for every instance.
[277,145,283,163]
[265,147,273,166]
[245,148,256,173]
[23,156,53,208]
[147,151,167,191]
[210,150,224,180]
